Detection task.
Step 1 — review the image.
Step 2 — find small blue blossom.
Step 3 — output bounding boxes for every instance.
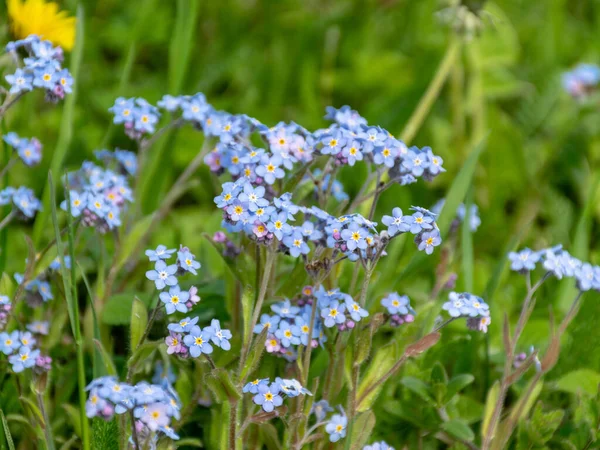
[146,245,176,262]
[159,285,190,314]
[167,316,199,333]
[177,249,201,275]
[508,248,541,272]
[253,314,281,334]
[243,378,270,394]
[311,399,334,421]
[206,319,232,350]
[9,346,39,373]
[183,326,213,357]
[417,230,441,255]
[5,68,33,94]
[0,331,20,355]
[325,414,347,442]
[381,293,413,315]
[146,260,178,290]
[275,320,301,347]
[321,301,346,328]
[252,383,283,412]
[381,207,410,236]
[271,299,300,318]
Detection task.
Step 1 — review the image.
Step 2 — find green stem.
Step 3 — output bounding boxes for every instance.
[400,39,461,145]
[0,210,15,232]
[241,249,276,365]
[36,392,55,450]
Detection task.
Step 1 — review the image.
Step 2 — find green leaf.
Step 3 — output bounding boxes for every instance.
[481,381,500,439]
[508,380,543,423]
[215,368,242,402]
[33,6,85,246]
[554,369,600,396]
[127,341,159,369]
[356,343,399,411]
[62,404,82,438]
[441,419,475,442]
[349,410,376,449]
[241,285,253,346]
[175,438,203,447]
[19,396,45,427]
[0,409,15,450]
[445,374,475,403]
[93,339,117,377]
[91,418,119,450]
[431,362,449,384]
[130,297,148,350]
[525,403,565,445]
[240,327,268,382]
[102,292,149,325]
[0,273,14,298]
[258,423,281,450]
[401,377,435,405]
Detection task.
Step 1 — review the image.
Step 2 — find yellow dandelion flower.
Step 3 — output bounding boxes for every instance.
[8,0,76,51]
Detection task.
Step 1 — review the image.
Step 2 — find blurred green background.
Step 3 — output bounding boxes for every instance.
[2,0,600,447]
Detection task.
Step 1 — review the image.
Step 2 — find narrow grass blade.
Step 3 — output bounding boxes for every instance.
[0,409,15,450]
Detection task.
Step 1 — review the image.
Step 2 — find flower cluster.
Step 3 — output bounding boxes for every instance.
[254,286,368,361]
[61,151,136,232]
[431,199,481,233]
[442,292,491,333]
[380,292,415,327]
[243,377,311,412]
[0,186,42,219]
[166,317,232,357]
[0,327,50,373]
[215,180,441,261]
[109,97,161,140]
[4,35,73,102]
[85,376,180,441]
[3,132,42,166]
[562,63,600,99]
[145,244,201,309]
[509,246,600,292]
[381,207,442,255]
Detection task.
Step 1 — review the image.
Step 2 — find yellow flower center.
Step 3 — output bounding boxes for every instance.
[336,425,344,432]
[171,296,179,304]
[302,325,309,333]
[264,392,274,401]
[329,139,338,147]
[195,337,203,345]
[329,308,338,317]
[267,164,275,172]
